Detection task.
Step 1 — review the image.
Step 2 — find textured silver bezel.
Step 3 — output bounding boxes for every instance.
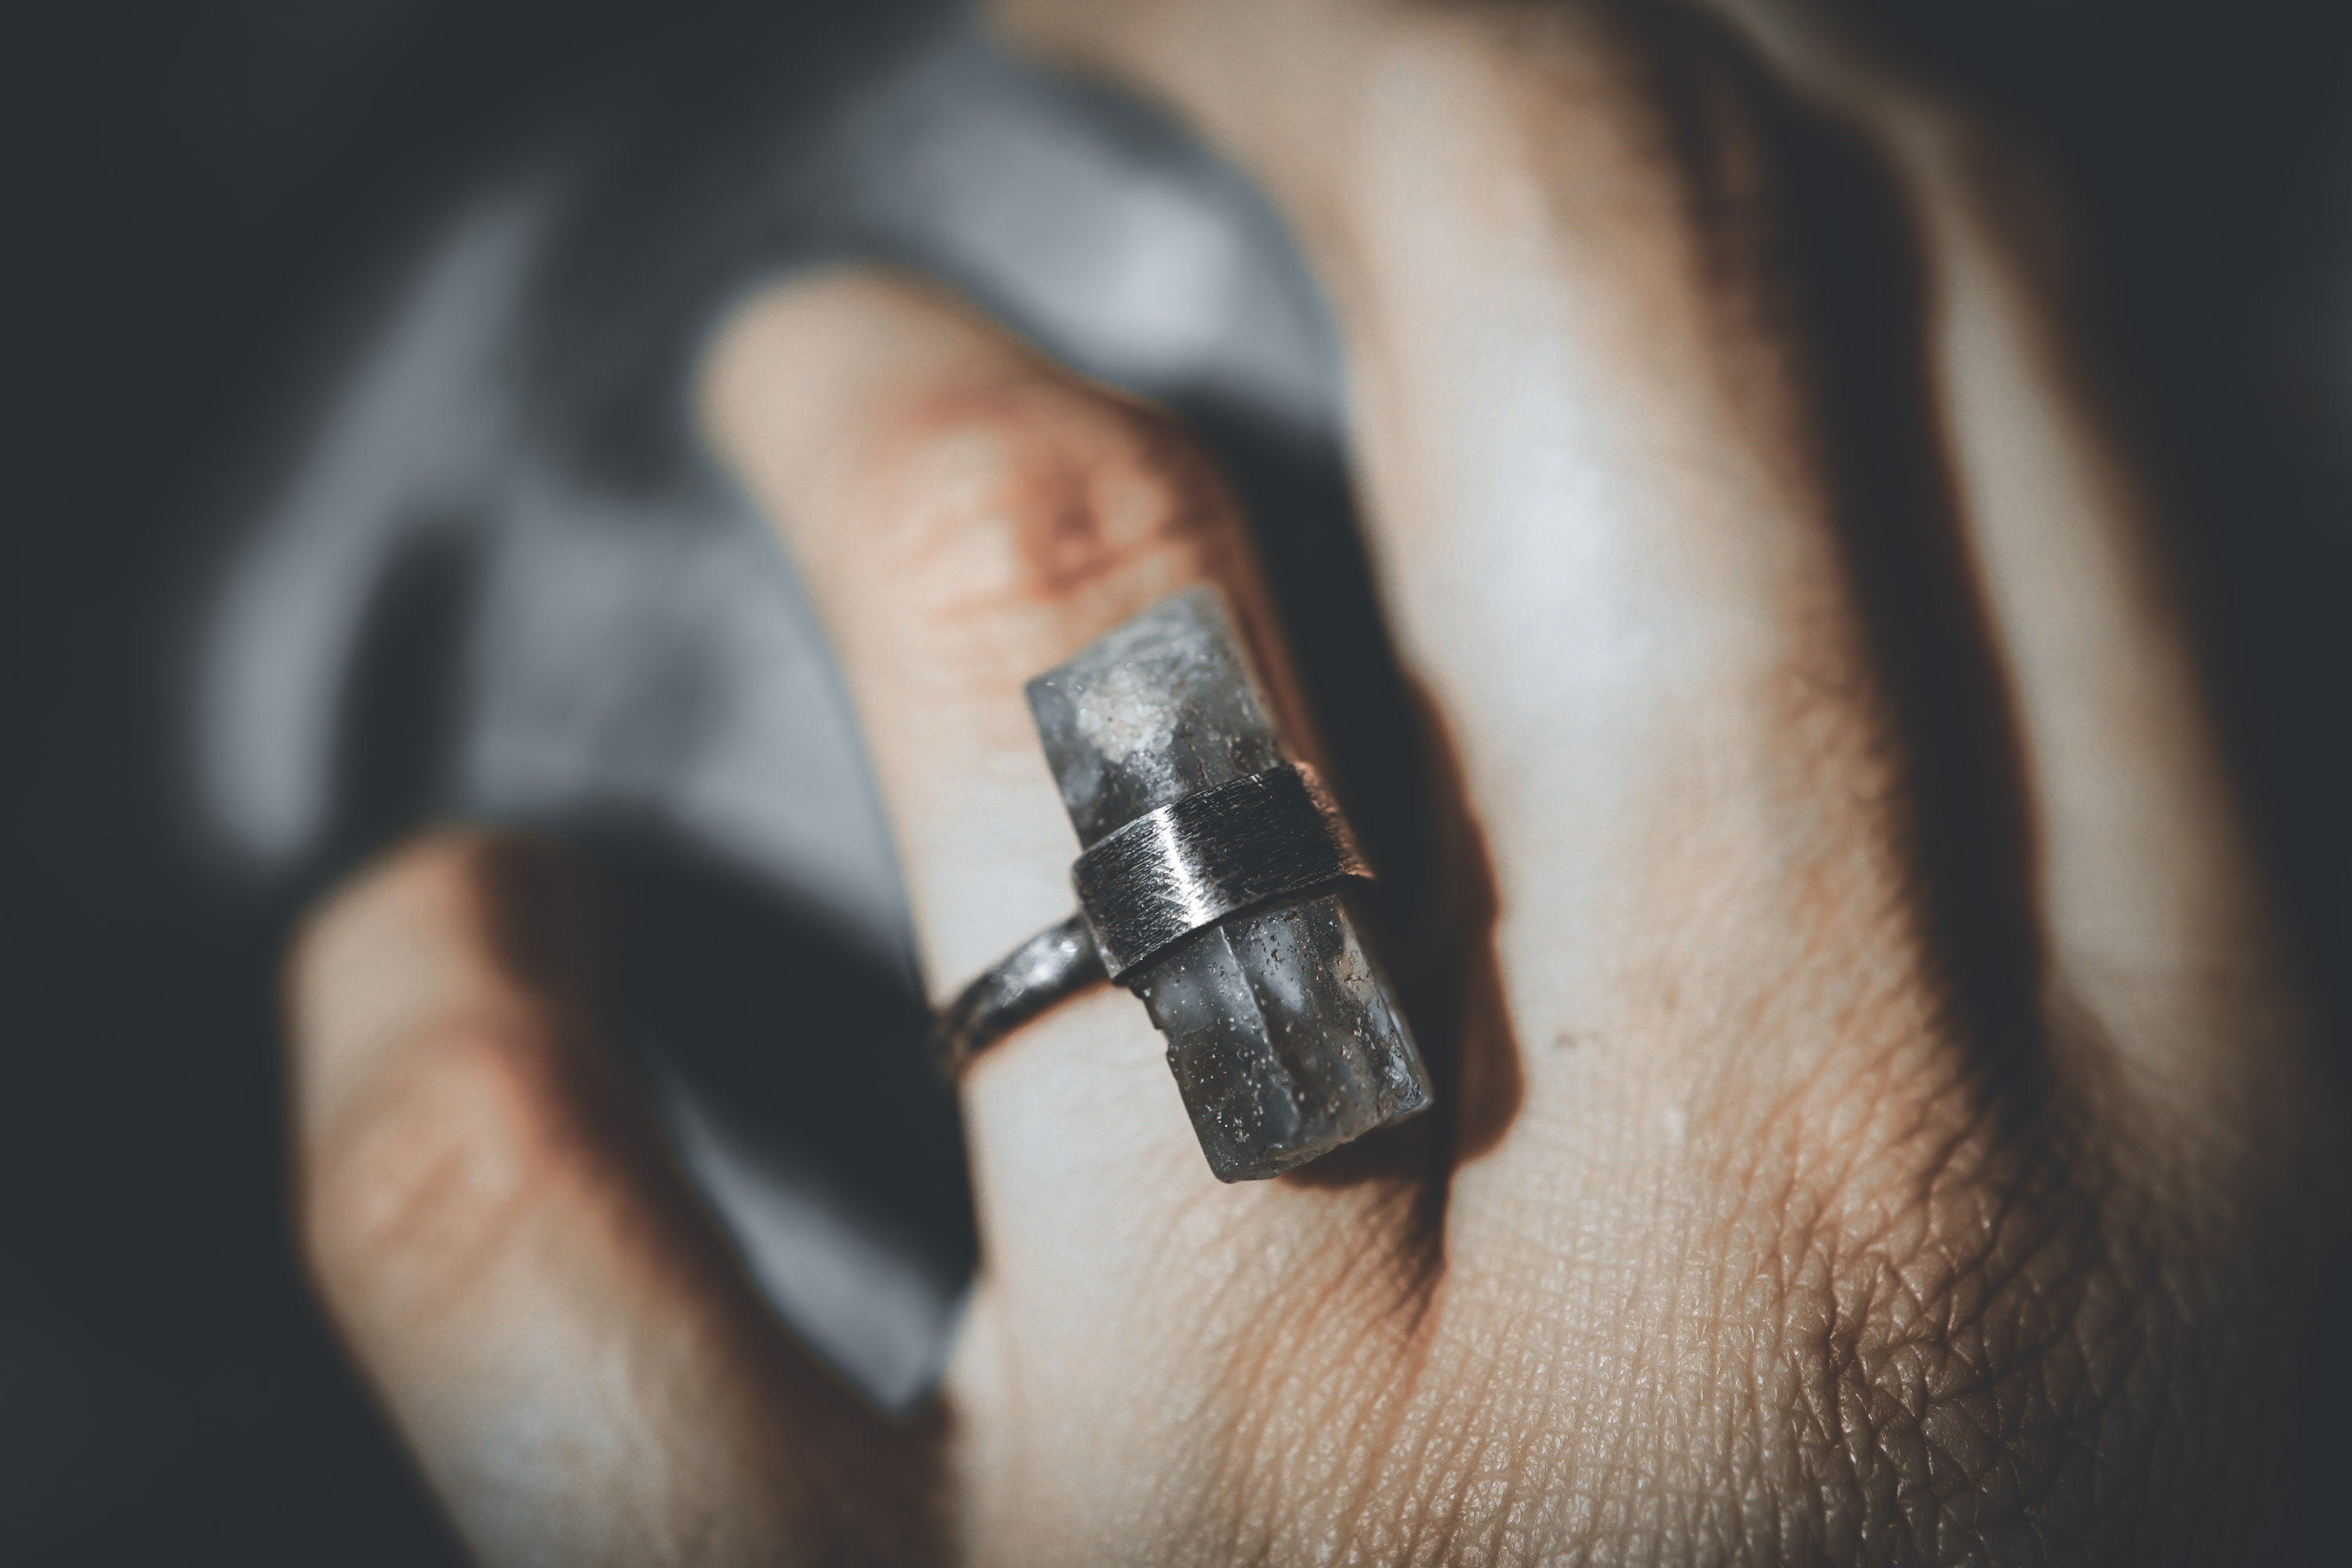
[1071,761,1369,980]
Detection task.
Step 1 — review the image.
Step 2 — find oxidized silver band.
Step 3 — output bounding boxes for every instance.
[935,760,1371,1072]
[934,913,1105,1074]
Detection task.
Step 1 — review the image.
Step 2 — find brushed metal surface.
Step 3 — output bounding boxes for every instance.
[1073,762,1368,978]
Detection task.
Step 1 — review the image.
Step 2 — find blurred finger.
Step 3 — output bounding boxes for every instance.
[1700,0,2316,1147]
[285,830,931,1566]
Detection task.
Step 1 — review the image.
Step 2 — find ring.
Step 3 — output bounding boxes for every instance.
[935,913,1105,1074]
[931,585,1433,1182]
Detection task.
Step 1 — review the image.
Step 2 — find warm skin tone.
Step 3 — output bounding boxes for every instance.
[284,2,2341,1563]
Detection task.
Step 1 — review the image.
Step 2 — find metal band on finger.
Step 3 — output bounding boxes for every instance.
[934,913,1106,1074]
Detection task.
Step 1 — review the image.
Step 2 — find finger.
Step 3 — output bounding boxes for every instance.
[1690,2,2315,1142]
[998,2,1962,1164]
[1879,137,2303,1139]
[699,270,1436,1530]
[1001,0,2321,1194]
[285,830,931,1567]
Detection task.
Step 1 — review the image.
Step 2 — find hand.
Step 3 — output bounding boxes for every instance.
[283,2,2340,1562]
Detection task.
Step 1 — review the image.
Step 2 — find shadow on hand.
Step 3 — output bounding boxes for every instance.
[587,826,978,1406]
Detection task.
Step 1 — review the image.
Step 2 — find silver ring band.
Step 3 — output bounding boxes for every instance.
[934,913,1105,1073]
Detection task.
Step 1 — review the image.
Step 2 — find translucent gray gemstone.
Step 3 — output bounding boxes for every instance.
[1026,586,1432,1180]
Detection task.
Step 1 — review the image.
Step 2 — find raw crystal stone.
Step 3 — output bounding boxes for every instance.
[1027,586,1431,1180]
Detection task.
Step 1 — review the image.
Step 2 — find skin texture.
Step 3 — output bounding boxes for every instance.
[283,2,2343,1563]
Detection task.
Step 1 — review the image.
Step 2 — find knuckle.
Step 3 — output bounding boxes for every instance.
[299,1014,601,1320]
[1737,1039,2189,1555]
[865,380,1240,634]
[1416,0,1776,193]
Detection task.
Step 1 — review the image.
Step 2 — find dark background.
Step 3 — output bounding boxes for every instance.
[9,2,2351,1561]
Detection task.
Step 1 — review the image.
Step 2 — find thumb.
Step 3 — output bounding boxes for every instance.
[285,829,935,1566]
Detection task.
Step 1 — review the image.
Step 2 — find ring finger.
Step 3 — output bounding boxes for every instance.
[700,267,1439,1541]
